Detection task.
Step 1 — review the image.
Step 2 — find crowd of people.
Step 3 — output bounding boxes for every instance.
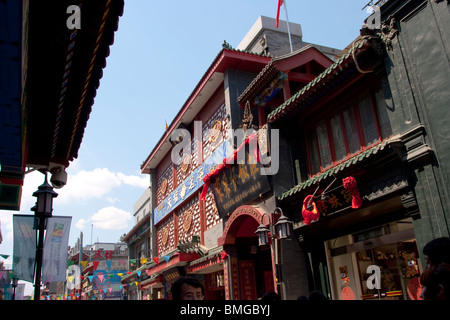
[170,237,450,301]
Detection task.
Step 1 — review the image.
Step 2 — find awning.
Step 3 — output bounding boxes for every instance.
[186,246,225,274]
[140,274,163,290]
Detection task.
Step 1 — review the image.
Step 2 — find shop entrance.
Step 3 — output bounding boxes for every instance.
[326,218,423,300]
[221,205,275,300]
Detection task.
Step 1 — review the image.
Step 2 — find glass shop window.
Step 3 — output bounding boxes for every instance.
[325,218,423,301]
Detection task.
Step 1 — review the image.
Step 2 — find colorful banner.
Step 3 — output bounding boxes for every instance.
[153,141,230,225]
[42,216,72,283]
[12,215,37,282]
[15,283,25,300]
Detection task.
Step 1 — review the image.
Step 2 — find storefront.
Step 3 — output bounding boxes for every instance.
[282,144,425,300]
[326,217,422,300]
[186,247,226,300]
[217,205,277,300]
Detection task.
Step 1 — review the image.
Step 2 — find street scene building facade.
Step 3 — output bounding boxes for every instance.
[2,0,449,301]
[122,0,450,300]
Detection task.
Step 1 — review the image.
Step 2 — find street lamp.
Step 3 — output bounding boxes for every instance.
[31,171,58,300]
[255,207,292,299]
[12,277,18,300]
[255,207,292,246]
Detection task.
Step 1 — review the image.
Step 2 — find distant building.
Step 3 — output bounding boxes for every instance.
[65,241,128,300]
[120,188,155,300]
[237,16,341,60]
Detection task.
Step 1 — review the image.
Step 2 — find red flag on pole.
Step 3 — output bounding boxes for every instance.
[276,0,284,28]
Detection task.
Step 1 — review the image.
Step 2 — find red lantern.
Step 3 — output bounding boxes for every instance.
[302,195,320,225]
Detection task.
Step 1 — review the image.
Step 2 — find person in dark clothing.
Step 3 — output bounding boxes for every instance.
[171,276,205,300]
[423,237,450,267]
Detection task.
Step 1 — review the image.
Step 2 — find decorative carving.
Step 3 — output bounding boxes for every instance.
[257,124,269,156]
[209,120,222,142]
[379,17,398,50]
[183,209,193,233]
[161,227,169,247]
[240,101,258,133]
[180,153,191,173]
[160,178,168,195]
[222,40,232,49]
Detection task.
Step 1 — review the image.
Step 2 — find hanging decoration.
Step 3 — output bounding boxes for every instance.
[301,195,320,225]
[220,250,229,261]
[342,176,362,209]
[163,255,171,264]
[152,257,159,265]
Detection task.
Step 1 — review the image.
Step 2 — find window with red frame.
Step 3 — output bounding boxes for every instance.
[306,89,392,176]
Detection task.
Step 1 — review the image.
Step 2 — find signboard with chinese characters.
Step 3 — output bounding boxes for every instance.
[210,151,271,218]
[239,260,257,300]
[315,185,353,217]
[153,141,230,225]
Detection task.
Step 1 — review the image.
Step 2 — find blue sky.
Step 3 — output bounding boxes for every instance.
[0,0,372,295]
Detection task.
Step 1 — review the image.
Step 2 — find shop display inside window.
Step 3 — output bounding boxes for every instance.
[326,219,423,300]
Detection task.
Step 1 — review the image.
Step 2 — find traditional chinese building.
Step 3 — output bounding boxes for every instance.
[265,0,450,301]
[136,16,341,300]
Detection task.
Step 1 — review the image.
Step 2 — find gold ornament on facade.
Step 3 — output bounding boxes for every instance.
[181,153,191,173]
[209,120,222,142]
[160,178,168,195]
[161,227,169,247]
[183,209,193,233]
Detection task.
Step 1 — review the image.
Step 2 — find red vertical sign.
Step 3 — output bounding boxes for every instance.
[231,258,240,300]
[239,260,257,300]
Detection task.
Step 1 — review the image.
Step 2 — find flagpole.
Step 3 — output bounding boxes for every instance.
[283,0,293,53]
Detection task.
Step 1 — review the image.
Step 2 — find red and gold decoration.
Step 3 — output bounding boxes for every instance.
[301,194,320,226]
[183,209,193,233]
[180,153,191,173]
[160,178,168,195]
[342,176,362,209]
[209,119,222,142]
[161,227,169,247]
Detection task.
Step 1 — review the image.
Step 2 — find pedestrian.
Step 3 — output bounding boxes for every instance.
[308,290,327,301]
[260,291,281,301]
[422,237,450,267]
[419,262,450,300]
[170,276,205,300]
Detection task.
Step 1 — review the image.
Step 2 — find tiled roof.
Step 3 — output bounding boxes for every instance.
[267,38,372,123]
[278,139,392,201]
[237,45,318,104]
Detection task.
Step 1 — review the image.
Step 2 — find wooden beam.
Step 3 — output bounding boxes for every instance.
[288,72,317,83]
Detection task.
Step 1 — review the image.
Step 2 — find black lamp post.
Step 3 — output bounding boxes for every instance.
[12,277,18,300]
[31,172,58,300]
[255,207,292,298]
[255,207,292,246]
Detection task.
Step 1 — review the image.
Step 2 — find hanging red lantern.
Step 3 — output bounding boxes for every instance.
[302,195,320,226]
[342,176,363,209]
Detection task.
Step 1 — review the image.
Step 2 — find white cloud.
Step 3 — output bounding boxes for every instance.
[57,168,122,204]
[0,211,13,244]
[54,168,148,204]
[117,172,148,188]
[75,218,89,229]
[90,206,132,230]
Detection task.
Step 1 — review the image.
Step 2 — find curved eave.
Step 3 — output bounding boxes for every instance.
[24,0,124,169]
[140,49,271,174]
[267,39,375,124]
